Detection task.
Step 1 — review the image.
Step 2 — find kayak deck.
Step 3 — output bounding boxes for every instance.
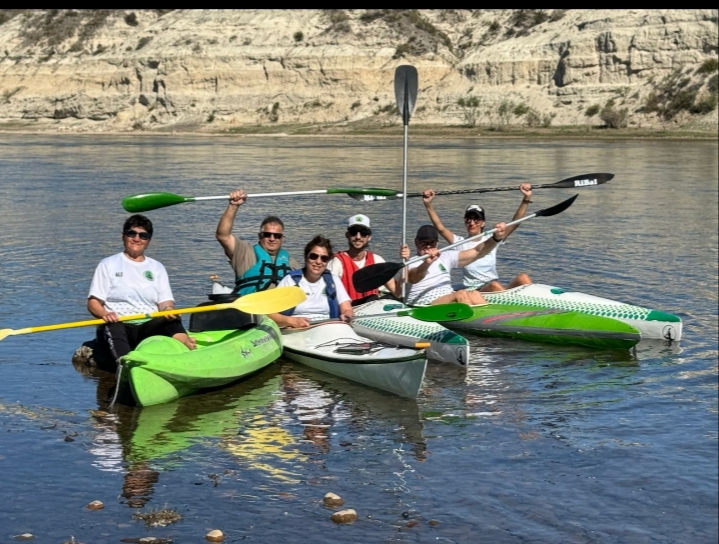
[351,299,470,367]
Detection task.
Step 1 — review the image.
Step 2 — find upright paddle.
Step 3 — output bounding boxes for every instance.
[0,287,306,342]
[394,65,419,301]
[352,194,579,293]
[347,173,614,202]
[122,187,400,213]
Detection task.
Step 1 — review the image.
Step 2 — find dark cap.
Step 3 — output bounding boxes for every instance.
[464,204,485,219]
[415,224,439,242]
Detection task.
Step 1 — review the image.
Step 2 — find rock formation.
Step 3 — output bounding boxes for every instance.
[0,9,716,133]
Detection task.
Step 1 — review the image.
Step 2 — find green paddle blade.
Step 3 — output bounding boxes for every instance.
[326,187,400,197]
[398,303,473,322]
[122,192,192,213]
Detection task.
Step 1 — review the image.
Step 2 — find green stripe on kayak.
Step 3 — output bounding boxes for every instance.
[646,310,681,322]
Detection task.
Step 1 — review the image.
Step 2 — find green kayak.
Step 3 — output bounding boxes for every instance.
[441,303,641,350]
[119,315,283,407]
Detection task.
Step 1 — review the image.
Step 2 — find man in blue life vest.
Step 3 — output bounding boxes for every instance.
[216,189,301,295]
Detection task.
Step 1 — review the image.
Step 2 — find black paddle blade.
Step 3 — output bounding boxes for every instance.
[353,261,404,294]
[394,65,418,125]
[550,173,614,188]
[535,194,578,217]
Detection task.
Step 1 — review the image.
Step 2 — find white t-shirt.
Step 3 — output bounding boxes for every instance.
[453,234,504,288]
[406,251,459,302]
[88,252,174,316]
[327,252,386,277]
[277,272,351,320]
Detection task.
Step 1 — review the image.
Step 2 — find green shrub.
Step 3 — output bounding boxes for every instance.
[293,31,303,42]
[585,104,600,117]
[696,58,718,75]
[457,95,481,127]
[513,103,530,117]
[600,102,628,128]
[124,12,138,26]
[136,36,152,50]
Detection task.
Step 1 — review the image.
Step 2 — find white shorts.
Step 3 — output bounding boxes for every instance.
[406,284,454,306]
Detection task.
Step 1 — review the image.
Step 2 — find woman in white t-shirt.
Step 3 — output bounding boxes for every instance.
[270,235,353,329]
[422,184,534,292]
[87,214,196,366]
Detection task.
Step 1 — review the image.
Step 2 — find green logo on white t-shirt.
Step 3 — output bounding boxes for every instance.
[439,264,447,273]
[144,271,154,281]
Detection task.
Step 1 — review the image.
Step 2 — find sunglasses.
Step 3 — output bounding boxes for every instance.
[260,231,284,240]
[307,252,330,263]
[124,229,151,240]
[464,216,484,223]
[348,227,371,237]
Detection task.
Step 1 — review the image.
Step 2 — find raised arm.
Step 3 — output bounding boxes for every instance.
[457,223,506,267]
[215,189,247,259]
[407,248,440,284]
[422,189,456,244]
[502,183,533,239]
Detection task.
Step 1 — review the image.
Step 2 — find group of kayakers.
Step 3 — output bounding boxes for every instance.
[87,185,534,364]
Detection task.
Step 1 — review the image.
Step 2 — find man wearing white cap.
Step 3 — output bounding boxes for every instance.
[421,184,533,292]
[327,214,400,306]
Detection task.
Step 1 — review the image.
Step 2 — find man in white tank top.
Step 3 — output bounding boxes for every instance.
[421,184,534,292]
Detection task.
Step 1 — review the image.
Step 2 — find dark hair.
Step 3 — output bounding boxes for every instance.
[304,235,333,261]
[260,215,285,230]
[123,214,153,238]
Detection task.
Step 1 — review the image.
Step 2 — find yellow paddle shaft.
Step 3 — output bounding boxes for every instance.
[4,305,236,337]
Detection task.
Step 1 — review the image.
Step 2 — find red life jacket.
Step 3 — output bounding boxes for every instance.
[335,251,378,300]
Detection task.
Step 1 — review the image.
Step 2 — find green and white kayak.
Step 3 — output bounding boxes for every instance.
[442,302,641,350]
[482,284,682,342]
[119,315,282,407]
[351,299,470,367]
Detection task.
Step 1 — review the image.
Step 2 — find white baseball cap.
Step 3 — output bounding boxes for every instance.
[348,214,371,229]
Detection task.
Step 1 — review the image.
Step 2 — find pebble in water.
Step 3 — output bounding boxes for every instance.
[331,509,358,524]
[205,529,225,542]
[323,492,344,506]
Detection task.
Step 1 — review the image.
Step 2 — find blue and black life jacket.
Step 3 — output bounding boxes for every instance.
[233,244,292,296]
[281,268,340,319]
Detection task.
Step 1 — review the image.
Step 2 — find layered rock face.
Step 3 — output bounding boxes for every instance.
[0,9,716,132]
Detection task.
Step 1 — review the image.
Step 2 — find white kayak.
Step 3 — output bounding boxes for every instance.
[351,299,471,367]
[281,322,428,399]
[482,283,682,342]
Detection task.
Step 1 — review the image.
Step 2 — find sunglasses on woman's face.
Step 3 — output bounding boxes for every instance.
[260,231,284,240]
[124,229,151,240]
[307,252,330,263]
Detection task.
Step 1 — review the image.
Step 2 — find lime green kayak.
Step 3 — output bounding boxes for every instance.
[119,316,282,406]
[442,303,641,350]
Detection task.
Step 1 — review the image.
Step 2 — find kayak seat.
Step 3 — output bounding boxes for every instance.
[188,301,258,333]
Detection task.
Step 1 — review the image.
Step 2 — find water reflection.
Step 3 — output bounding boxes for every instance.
[73,357,427,508]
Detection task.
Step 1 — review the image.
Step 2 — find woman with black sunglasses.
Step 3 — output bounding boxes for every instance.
[86,214,196,368]
[269,235,353,329]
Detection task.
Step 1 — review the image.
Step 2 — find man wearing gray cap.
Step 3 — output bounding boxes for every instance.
[421,184,533,292]
[327,214,400,306]
[401,222,506,306]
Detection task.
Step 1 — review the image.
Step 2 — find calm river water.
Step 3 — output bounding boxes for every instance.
[0,133,716,543]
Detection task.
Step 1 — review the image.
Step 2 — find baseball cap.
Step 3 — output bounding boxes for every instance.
[348,214,371,229]
[416,224,439,242]
[464,204,485,219]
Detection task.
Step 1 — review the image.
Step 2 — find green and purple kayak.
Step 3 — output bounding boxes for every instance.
[441,302,641,350]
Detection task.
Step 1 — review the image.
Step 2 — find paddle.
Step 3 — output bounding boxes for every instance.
[347,173,614,202]
[394,65,419,300]
[0,286,306,342]
[352,194,579,293]
[305,302,473,326]
[122,187,400,213]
